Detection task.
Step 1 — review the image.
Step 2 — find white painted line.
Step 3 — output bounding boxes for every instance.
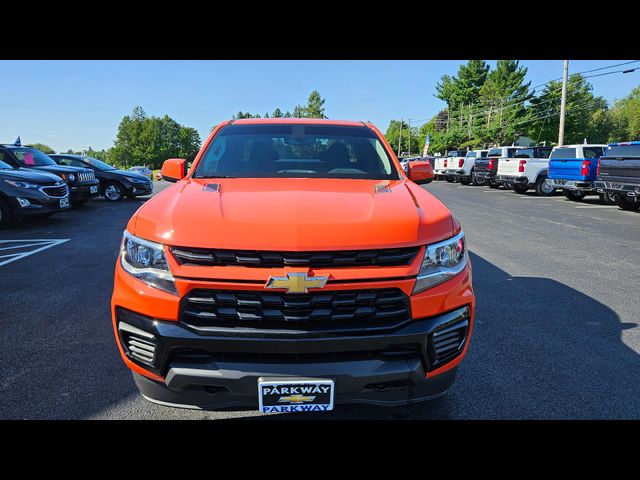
[575,205,616,209]
[0,239,70,267]
[0,241,56,252]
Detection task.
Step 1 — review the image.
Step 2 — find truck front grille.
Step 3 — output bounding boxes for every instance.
[78,171,95,182]
[180,288,411,333]
[170,246,420,268]
[41,184,69,198]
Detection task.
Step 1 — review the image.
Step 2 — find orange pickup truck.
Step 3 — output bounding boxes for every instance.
[111,118,475,413]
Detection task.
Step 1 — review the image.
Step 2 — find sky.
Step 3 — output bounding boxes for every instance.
[1,60,638,152]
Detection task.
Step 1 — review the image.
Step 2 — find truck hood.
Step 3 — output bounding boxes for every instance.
[131,178,455,250]
[32,165,92,175]
[0,167,63,183]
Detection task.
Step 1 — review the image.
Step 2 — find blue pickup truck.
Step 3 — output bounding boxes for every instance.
[545,144,615,203]
[594,141,640,211]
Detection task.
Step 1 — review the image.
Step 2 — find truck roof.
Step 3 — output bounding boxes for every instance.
[552,144,607,148]
[608,141,640,146]
[228,118,367,127]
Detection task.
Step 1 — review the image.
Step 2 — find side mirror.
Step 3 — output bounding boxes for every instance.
[161,158,187,183]
[408,161,434,185]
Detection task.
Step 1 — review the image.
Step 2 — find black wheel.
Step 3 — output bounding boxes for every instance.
[534,175,555,196]
[103,181,125,202]
[459,177,471,185]
[472,176,486,186]
[599,192,617,205]
[614,195,640,211]
[445,176,455,183]
[513,184,529,194]
[71,199,88,207]
[563,190,586,201]
[0,198,12,229]
[488,180,499,189]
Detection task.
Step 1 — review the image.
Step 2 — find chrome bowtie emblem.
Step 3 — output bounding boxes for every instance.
[265,272,328,294]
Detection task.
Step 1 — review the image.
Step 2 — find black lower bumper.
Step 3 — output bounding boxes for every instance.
[116,305,470,410]
[70,182,100,200]
[9,196,70,218]
[133,361,457,410]
[594,180,640,196]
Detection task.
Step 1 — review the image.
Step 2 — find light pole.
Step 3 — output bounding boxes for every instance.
[558,60,569,146]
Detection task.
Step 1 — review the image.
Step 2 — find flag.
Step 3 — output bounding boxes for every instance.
[422,133,430,156]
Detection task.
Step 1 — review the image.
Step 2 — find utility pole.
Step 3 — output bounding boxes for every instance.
[398,119,403,157]
[407,119,411,156]
[558,60,569,146]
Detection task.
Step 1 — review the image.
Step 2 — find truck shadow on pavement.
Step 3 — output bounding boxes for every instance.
[256,251,640,420]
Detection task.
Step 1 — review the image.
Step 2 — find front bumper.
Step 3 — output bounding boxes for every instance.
[117,305,468,409]
[127,181,154,196]
[548,179,594,191]
[112,259,475,410]
[69,180,100,200]
[594,180,640,196]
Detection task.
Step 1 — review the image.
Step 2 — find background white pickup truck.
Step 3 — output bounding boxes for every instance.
[445,149,488,185]
[434,150,467,181]
[495,146,554,195]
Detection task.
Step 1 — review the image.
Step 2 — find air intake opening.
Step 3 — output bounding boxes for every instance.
[428,315,469,369]
[118,321,158,368]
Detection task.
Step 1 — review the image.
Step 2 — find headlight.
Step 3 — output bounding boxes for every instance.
[120,231,177,295]
[413,231,467,294]
[126,176,146,183]
[4,179,39,189]
[68,173,76,182]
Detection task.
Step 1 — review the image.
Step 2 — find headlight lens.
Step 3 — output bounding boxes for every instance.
[413,231,467,294]
[120,231,177,295]
[4,179,39,189]
[68,173,76,182]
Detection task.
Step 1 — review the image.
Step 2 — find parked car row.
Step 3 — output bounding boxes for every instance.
[0,142,155,228]
[429,141,640,210]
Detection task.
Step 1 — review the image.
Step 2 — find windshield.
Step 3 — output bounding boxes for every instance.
[85,157,116,171]
[603,145,640,158]
[515,149,534,158]
[193,124,399,180]
[550,147,577,159]
[11,147,57,167]
[487,148,502,157]
[0,159,13,169]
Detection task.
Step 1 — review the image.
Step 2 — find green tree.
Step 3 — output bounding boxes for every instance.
[385,120,419,155]
[284,111,292,118]
[435,75,455,131]
[528,74,607,145]
[476,60,531,145]
[272,108,283,118]
[607,86,640,142]
[28,143,55,154]
[305,90,327,118]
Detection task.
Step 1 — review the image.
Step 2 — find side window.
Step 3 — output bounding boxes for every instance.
[57,157,74,166]
[507,148,518,158]
[71,159,87,168]
[583,147,603,158]
[480,151,488,158]
[537,148,552,159]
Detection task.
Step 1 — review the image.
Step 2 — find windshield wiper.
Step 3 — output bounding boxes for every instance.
[194,175,237,179]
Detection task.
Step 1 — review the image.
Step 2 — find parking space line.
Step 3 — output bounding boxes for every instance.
[0,239,70,267]
[575,205,616,209]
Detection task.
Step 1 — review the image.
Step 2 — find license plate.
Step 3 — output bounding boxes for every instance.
[608,183,624,189]
[258,378,334,413]
[556,180,567,185]
[90,185,98,194]
[60,197,69,208]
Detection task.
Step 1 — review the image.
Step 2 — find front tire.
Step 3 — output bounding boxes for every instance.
[563,190,586,201]
[599,192,617,205]
[535,175,555,196]
[103,182,125,202]
[445,176,455,183]
[513,184,529,194]
[614,195,640,211]
[472,176,486,186]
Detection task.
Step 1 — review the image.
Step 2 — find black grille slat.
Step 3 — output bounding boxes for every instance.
[180,288,410,333]
[170,246,420,268]
[41,184,69,198]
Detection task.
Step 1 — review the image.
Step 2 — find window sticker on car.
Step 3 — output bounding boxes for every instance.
[24,152,35,165]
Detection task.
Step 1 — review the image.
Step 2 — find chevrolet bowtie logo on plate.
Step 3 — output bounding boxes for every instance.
[265,273,328,294]
[278,395,316,404]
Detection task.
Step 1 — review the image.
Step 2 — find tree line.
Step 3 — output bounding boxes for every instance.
[385,60,640,155]
[232,90,326,120]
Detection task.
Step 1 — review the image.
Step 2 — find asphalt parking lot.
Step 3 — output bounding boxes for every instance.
[1,180,639,419]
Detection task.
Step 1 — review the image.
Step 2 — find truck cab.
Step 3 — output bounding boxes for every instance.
[473,146,521,188]
[496,146,553,196]
[434,150,467,181]
[594,141,640,210]
[447,149,488,185]
[546,144,607,201]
